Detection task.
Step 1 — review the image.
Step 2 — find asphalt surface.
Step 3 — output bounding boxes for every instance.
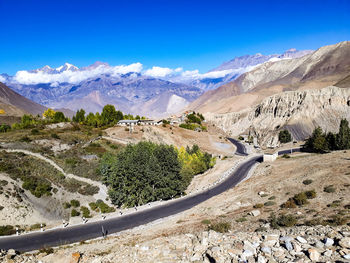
[0,154,262,252]
[227,138,248,156]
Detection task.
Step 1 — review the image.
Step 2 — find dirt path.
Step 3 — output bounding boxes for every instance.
[0,148,108,201]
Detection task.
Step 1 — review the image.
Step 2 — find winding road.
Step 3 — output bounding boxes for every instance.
[0,139,267,252]
[227,138,248,156]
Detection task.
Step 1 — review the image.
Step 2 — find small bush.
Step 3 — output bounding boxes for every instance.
[254,203,264,208]
[268,196,276,200]
[77,185,99,196]
[304,218,326,226]
[305,190,317,199]
[282,154,290,159]
[344,204,350,209]
[80,206,91,218]
[327,215,348,226]
[31,128,40,135]
[208,222,231,233]
[98,201,115,213]
[0,225,15,236]
[63,202,71,209]
[70,199,80,208]
[51,133,60,139]
[39,247,54,255]
[324,185,336,193]
[71,209,80,217]
[201,219,211,225]
[30,223,46,231]
[238,136,244,140]
[264,201,276,206]
[235,217,247,223]
[89,202,99,211]
[281,199,297,209]
[303,179,313,185]
[20,136,32,142]
[293,192,308,206]
[255,226,267,232]
[277,215,298,227]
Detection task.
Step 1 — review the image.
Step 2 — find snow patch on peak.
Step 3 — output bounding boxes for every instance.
[166,94,189,114]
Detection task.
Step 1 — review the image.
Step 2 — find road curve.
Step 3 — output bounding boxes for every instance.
[0,155,263,252]
[227,137,248,156]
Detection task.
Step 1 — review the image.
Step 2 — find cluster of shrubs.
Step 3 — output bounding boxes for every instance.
[22,177,52,198]
[0,124,11,133]
[208,221,231,233]
[179,112,207,131]
[89,200,115,213]
[270,213,298,228]
[281,190,317,208]
[305,215,349,226]
[63,199,93,217]
[0,225,16,236]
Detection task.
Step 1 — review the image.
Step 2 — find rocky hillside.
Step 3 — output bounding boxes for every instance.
[207,86,350,147]
[191,41,350,113]
[3,226,350,262]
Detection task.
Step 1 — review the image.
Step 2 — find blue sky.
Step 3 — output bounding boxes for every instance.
[0,0,349,75]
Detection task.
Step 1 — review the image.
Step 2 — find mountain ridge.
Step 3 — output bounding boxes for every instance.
[190,41,350,115]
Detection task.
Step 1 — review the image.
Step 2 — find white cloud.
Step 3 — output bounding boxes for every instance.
[0,75,5,83]
[11,60,258,86]
[13,63,143,85]
[144,66,183,78]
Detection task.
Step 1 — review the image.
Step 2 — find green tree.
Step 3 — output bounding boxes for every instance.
[325,132,337,151]
[73,109,86,123]
[53,111,67,123]
[100,142,184,207]
[336,119,350,150]
[101,105,118,125]
[186,113,202,124]
[85,112,98,127]
[20,114,36,129]
[278,130,292,143]
[304,127,328,153]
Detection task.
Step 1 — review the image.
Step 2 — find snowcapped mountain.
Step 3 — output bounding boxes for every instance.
[1,48,313,117]
[56,63,79,73]
[5,63,202,117]
[168,48,313,91]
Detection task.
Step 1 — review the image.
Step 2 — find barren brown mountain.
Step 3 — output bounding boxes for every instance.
[0,82,46,118]
[191,41,350,114]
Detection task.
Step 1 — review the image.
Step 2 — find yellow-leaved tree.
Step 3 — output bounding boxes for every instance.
[42,108,55,119]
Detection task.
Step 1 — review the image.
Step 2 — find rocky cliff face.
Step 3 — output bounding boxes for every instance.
[207,86,350,147]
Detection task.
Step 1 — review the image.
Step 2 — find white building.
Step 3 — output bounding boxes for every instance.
[263,151,278,162]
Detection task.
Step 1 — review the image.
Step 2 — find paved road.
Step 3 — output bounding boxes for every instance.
[0,155,263,252]
[227,137,248,156]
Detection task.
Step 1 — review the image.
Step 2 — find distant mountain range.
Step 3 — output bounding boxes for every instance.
[0,48,313,117]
